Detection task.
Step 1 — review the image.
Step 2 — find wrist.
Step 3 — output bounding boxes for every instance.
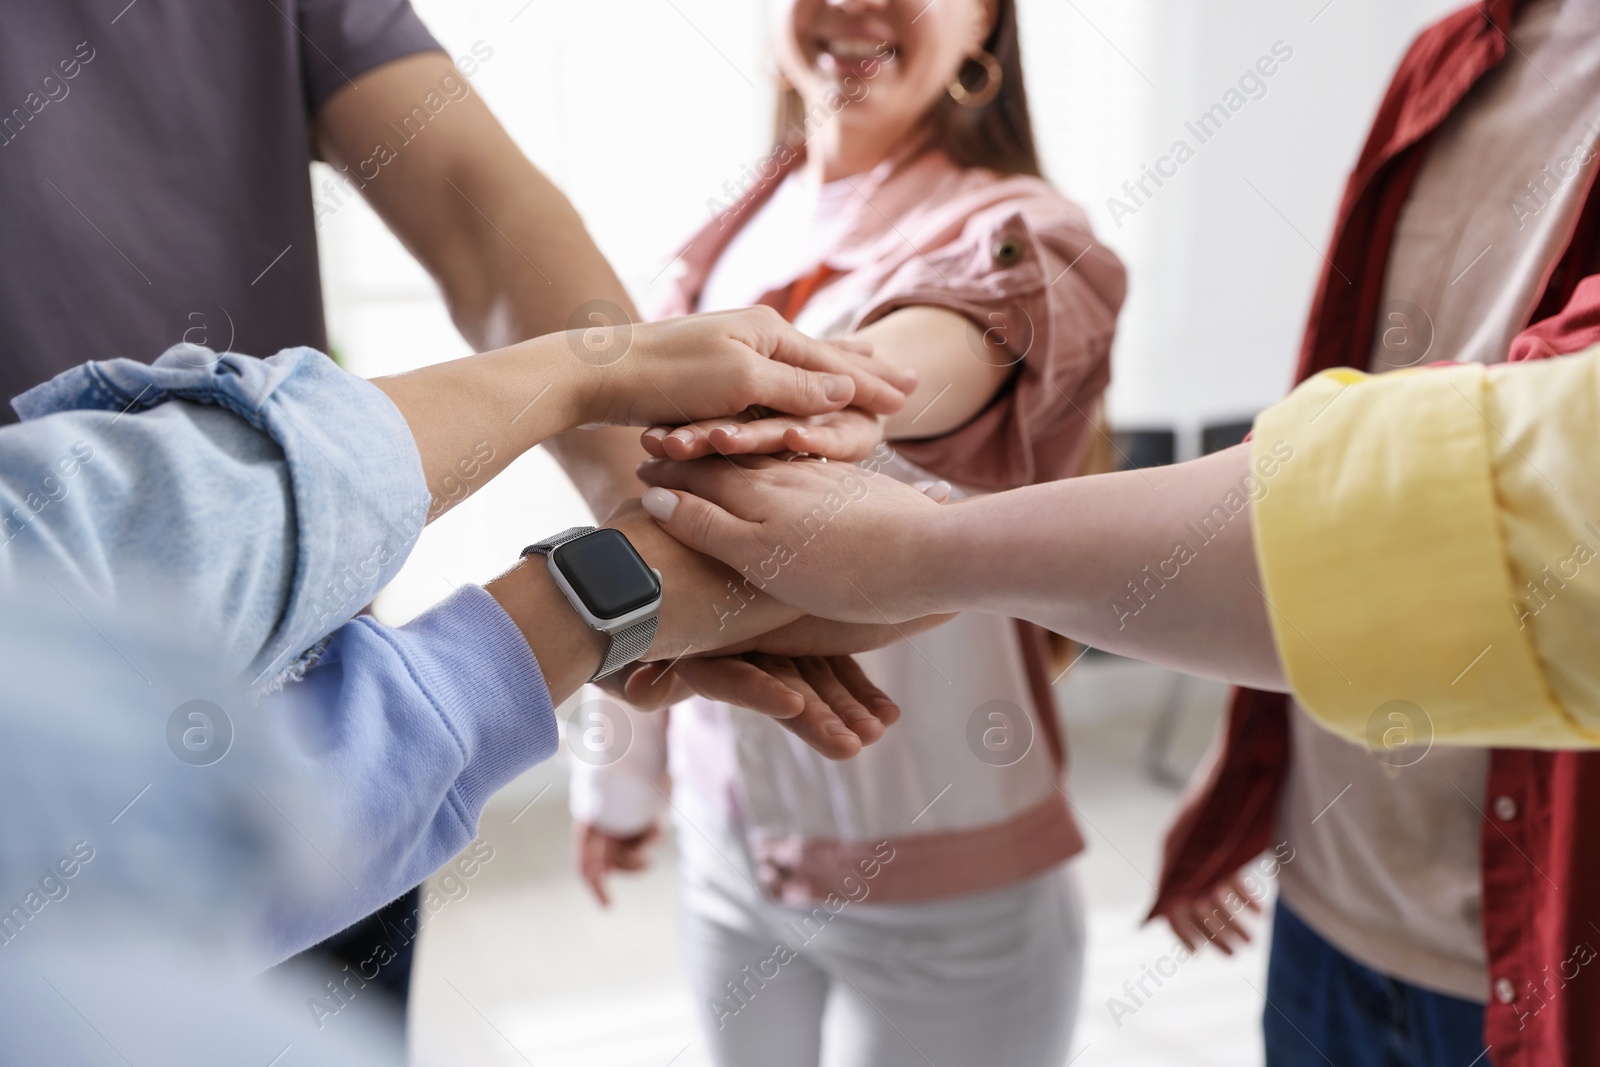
[603,502,802,659]
[486,559,607,705]
[551,323,629,428]
[492,333,602,437]
[906,500,972,618]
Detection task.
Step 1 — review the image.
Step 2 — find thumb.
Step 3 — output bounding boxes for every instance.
[747,358,856,417]
[641,487,751,564]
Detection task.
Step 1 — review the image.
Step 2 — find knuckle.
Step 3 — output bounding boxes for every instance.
[735,361,763,398]
[686,502,717,545]
[791,362,816,402]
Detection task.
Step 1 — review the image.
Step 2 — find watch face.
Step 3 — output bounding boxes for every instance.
[551,529,661,621]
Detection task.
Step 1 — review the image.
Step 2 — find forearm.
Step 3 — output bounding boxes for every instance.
[433,166,647,516]
[543,426,649,519]
[484,556,605,707]
[321,53,648,516]
[865,308,1013,441]
[441,163,634,352]
[369,334,596,521]
[919,446,1286,689]
[368,167,647,519]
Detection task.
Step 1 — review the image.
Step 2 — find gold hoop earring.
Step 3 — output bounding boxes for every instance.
[947,50,1003,108]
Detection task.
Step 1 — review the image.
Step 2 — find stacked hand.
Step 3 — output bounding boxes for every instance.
[636,455,949,623]
[610,460,955,758]
[639,404,887,463]
[571,311,950,760]
[475,307,946,761]
[377,304,916,524]
[568,306,913,430]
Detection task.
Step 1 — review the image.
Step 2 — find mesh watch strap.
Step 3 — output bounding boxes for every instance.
[593,616,658,680]
[522,527,659,682]
[524,526,595,554]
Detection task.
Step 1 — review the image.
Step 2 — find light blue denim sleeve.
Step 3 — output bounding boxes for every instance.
[7,344,429,687]
[3,346,561,959]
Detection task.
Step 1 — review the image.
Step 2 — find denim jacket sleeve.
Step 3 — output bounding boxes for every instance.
[3,345,560,957]
[8,344,429,687]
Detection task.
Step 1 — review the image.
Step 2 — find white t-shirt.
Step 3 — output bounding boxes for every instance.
[697,170,859,315]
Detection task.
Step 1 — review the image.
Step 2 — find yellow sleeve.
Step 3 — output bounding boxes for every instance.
[1251,347,1600,749]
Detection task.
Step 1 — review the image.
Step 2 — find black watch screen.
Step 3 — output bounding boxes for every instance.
[551,528,661,621]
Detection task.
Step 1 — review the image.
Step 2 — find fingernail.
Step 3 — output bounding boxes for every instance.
[641,487,678,522]
[670,429,694,444]
[824,376,852,402]
[643,427,668,442]
[716,424,740,438]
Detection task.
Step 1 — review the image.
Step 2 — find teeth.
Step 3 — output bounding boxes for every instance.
[825,38,891,60]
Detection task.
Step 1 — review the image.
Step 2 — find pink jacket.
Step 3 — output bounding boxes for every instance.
[572,145,1127,905]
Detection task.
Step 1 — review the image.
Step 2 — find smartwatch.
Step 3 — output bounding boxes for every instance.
[522,527,663,681]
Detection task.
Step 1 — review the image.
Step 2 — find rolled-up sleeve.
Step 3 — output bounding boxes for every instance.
[857,197,1126,490]
[1251,349,1600,748]
[9,345,431,688]
[298,0,442,113]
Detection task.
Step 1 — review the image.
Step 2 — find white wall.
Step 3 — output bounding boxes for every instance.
[1023,0,1461,442]
[318,0,1464,620]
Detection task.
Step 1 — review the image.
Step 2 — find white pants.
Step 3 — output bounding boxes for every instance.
[675,806,1086,1067]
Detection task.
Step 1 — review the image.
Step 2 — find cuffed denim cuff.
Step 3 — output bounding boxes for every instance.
[15,345,430,687]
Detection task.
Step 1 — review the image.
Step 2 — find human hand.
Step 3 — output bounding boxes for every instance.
[708,612,955,657]
[488,485,949,709]
[640,406,886,462]
[573,820,660,907]
[576,307,915,429]
[636,456,948,624]
[623,654,900,760]
[487,499,806,707]
[1159,874,1264,957]
[610,614,949,759]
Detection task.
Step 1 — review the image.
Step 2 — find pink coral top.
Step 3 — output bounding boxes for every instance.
[573,144,1126,905]
[662,142,1126,489]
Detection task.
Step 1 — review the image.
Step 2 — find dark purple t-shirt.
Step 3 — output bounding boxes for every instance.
[0,0,439,420]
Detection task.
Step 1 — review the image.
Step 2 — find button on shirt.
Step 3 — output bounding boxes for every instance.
[0,0,439,420]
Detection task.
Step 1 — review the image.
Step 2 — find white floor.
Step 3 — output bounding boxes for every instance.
[409,659,1271,1067]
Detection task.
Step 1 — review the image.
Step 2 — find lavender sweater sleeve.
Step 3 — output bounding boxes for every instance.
[260,585,557,959]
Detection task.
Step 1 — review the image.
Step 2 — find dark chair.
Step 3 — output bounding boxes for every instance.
[1200,419,1253,455]
[1112,428,1177,470]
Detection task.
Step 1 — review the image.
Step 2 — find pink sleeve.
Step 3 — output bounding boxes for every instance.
[857,200,1126,490]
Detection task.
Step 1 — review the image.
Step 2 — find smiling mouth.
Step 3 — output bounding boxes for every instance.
[816,36,898,69]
